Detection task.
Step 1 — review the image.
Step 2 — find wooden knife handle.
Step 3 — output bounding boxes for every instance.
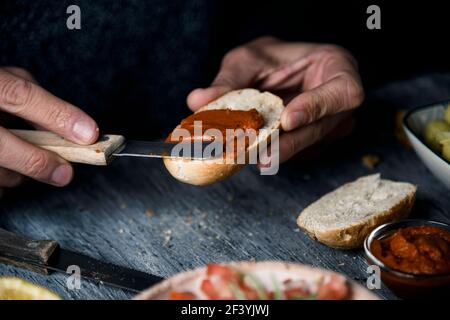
[10,130,125,166]
[0,228,59,274]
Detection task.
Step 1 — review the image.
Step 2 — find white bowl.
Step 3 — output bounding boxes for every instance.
[403,101,450,189]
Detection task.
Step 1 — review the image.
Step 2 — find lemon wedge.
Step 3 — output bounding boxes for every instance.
[0,277,61,300]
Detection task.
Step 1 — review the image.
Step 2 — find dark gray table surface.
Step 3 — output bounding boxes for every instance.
[1,74,450,300]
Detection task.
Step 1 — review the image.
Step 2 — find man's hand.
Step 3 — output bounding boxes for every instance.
[187,37,364,163]
[0,67,99,187]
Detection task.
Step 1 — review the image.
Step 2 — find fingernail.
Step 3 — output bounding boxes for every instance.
[51,164,73,186]
[285,111,306,131]
[73,119,97,143]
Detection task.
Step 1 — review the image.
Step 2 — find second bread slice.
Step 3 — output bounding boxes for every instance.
[297,174,417,249]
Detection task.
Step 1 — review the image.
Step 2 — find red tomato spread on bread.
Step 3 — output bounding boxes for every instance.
[167,109,264,141]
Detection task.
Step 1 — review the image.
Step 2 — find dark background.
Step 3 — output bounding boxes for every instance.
[0,0,449,139]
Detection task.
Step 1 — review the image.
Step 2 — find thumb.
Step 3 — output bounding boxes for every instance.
[187,47,263,111]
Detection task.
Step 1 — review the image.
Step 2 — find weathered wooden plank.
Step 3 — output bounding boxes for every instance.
[0,228,58,274]
[1,75,450,300]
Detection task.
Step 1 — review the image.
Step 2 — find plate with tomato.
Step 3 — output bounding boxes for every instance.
[135,261,378,300]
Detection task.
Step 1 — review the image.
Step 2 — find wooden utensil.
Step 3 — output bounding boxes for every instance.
[10,129,215,165]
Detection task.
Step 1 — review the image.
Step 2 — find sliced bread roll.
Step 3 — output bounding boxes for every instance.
[297,174,417,249]
[164,89,284,185]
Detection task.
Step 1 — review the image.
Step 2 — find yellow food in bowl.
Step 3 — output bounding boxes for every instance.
[423,105,450,162]
[445,104,450,124]
[442,141,450,162]
[424,120,450,152]
[437,132,450,162]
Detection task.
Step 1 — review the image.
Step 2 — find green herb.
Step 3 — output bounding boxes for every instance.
[243,274,268,300]
[228,283,247,300]
[271,275,284,300]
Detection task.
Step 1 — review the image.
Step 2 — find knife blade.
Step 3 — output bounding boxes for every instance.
[112,139,222,160]
[10,129,223,165]
[46,249,163,293]
[0,228,163,293]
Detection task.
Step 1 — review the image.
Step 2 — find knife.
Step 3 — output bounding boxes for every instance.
[10,129,221,165]
[0,228,163,293]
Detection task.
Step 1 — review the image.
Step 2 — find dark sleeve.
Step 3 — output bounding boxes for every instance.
[227,1,450,89]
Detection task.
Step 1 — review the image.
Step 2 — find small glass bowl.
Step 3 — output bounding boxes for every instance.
[364,219,450,299]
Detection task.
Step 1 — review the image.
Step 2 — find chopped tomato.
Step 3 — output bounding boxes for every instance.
[284,287,311,300]
[202,264,243,299]
[169,291,198,300]
[200,279,221,299]
[316,275,349,300]
[240,283,261,300]
[206,264,241,282]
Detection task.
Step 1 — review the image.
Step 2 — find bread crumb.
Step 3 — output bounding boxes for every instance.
[118,228,124,234]
[163,229,172,246]
[120,203,127,209]
[362,154,380,170]
[145,208,155,218]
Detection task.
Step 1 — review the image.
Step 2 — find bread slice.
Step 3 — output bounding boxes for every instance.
[297,174,417,249]
[164,89,284,185]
